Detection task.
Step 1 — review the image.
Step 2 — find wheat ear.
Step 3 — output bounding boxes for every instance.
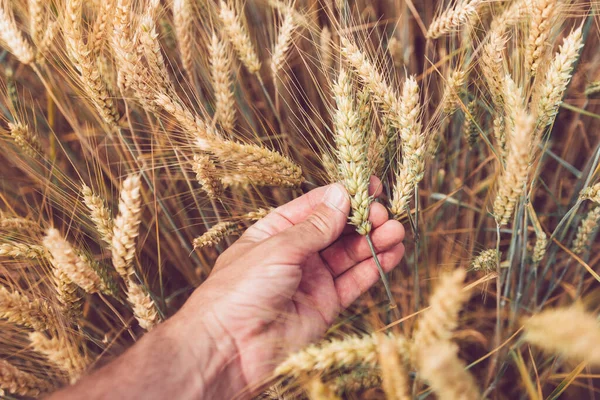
[29,332,89,383]
[271,8,296,79]
[333,69,371,235]
[470,249,500,272]
[8,122,42,157]
[193,209,269,248]
[43,228,107,294]
[275,333,408,378]
[192,154,224,199]
[172,0,195,81]
[0,285,53,331]
[27,0,44,44]
[378,334,410,400]
[571,206,600,256]
[88,0,114,56]
[210,32,236,133]
[52,268,83,319]
[0,359,54,397]
[525,0,557,76]
[0,214,40,232]
[579,182,600,203]
[0,242,45,259]
[330,368,381,395]
[524,305,600,366]
[219,0,261,74]
[0,4,34,64]
[533,26,583,130]
[427,0,481,39]
[82,184,114,245]
[111,175,142,278]
[442,69,466,115]
[138,14,174,95]
[126,279,159,331]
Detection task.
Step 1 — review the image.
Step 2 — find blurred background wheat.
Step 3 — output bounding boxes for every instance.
[0,0,600,398]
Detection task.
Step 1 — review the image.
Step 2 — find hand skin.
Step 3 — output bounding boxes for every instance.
[48,179,405,400]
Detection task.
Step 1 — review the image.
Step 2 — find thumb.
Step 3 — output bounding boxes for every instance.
[269,183,350,261]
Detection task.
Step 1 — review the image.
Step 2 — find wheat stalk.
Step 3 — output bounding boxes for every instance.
[0,4,34,64]
[0,359,54,397]
[524,305,600,366]
[333,69,371,235]
[533,26,583,130]
[43,228,107,294]
[275,333,408,378]
[82,184,114,245]
[271,8,296,79]
[0,285,53,331]
[29,332,89,383]
[210,32,236,133]
[427,0,481,39]
[112,175,143,279]
[320,25,332,71]
[219,0,261,74]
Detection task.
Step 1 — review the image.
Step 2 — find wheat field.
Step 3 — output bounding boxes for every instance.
[0,0,600,398]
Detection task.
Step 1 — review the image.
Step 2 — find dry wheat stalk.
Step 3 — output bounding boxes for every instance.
[271,8,296,79]
[471,249,500,272]
[525,0,557,76]
[320,26,332,72]
[571,206,600,256]
[29,332,89,383]
[427,0,481,39]
[493,111,535,225]
[0,4,34,64]
[8,122,42,157]
[275,333,408,378]
[112,175,143,278]
[533,26,583,129]
[126,279,159,331]
[0,285,53,331]
[524,305,600,366]
[0,242,45,259]
[43,228,107,294]
[416,340,480,400]
[442,69,466,115]
[390,76,424,218]
[192,154,224,199]
[0,359,54,397]
[412,269,470,353]
[377,334,410,400]
[305,377,342,400]
[172,0,195,80]
[82,184,114,245]
[64,0,120,127]
[210,32,236,133]
[333,69,371,235]
[219,0,261,74]
[340,37,402,131]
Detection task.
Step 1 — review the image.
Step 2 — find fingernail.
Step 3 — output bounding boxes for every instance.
[323,184,346,210]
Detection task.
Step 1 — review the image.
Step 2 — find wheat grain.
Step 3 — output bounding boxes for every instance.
[126,279,159,331]
[571,206,600,256]
[275,333,408,378]
[219,0,261,74]
[378,334,410,400]
[524,305,600,366]
[493,111,535,225]
[416,340,480,400]
[0,4,34,64]
[333,69,372,235]
[29,332,88,383]
[271,9,296,79]
[112,175,143,278]
[210,32,236,133]
[533,26,583,129]
[427,0,481,39]
[525,0,557,76]
[321,152,340,183]
[471,249,500,272]
[0,359,54,397]
[8,122,42,157]
[43,228,107,294]
[82,184,114,245]
[172,0,195,81]
[0,285,53,331]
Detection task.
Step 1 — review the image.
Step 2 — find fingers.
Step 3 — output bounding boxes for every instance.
[334,242,404,309]
[322,219,404,277]
[242,176,383,243]
[262,184,351,263]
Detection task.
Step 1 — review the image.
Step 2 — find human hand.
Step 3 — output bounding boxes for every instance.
[170,178,405,397]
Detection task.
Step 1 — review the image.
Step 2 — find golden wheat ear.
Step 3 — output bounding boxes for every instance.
[0,359,55,397]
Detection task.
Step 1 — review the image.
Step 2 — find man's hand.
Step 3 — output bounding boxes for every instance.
[172,178,405,397]
[48,180,404,400]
